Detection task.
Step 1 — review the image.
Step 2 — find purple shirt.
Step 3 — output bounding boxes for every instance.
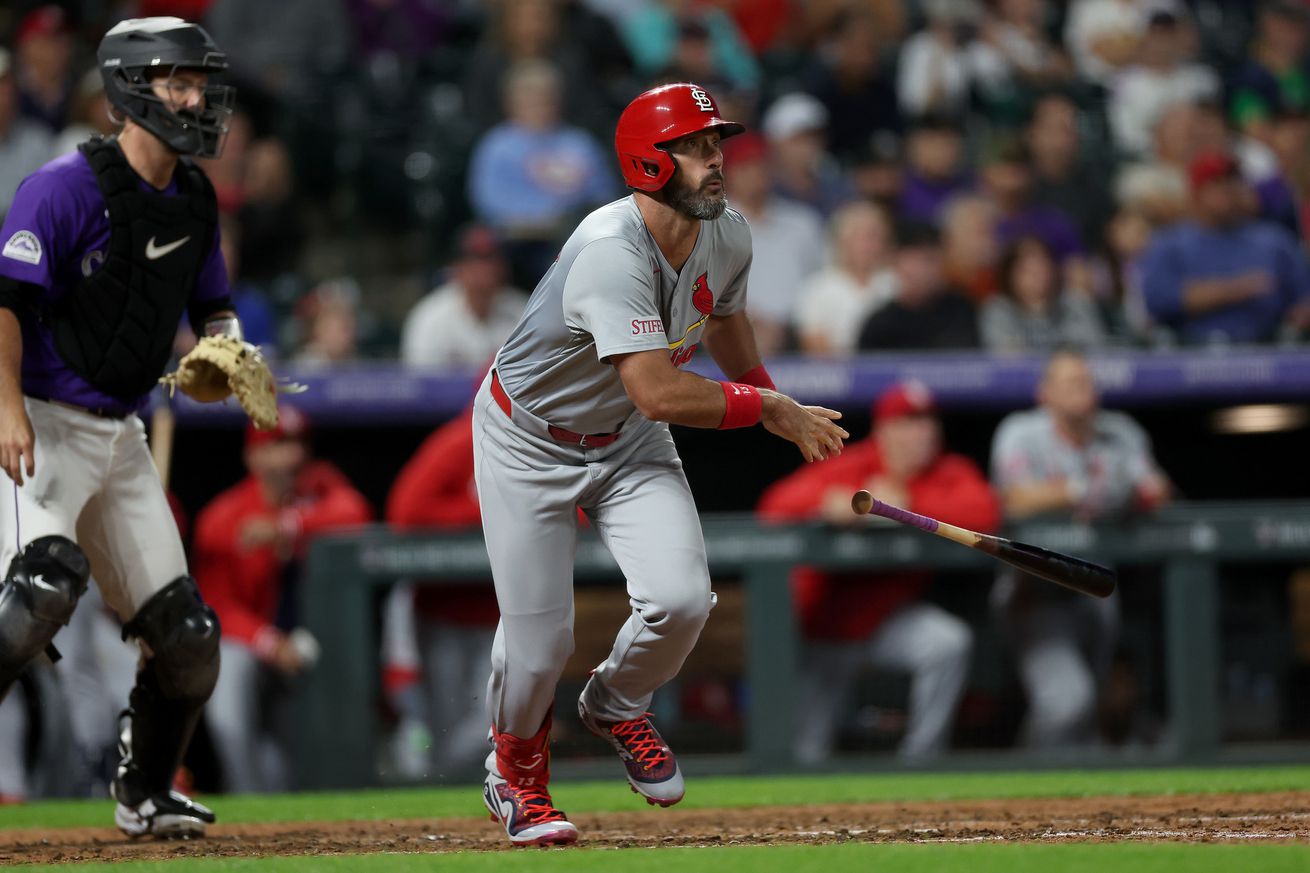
[997,205,1085,263]
[0,150,229,415]
[899,172,973,225]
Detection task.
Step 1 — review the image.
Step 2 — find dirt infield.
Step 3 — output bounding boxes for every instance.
[2,792,1307,865]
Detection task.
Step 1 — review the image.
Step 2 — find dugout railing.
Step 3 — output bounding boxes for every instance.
[293,501,1310,789]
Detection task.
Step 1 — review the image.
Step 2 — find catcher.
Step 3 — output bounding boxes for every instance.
[0,17,277,837]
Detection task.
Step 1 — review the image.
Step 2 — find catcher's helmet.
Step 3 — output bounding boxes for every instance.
[97,17,234,158]
[615,83,744,192]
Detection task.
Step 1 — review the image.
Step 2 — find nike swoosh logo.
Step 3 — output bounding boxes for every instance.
[30,574,57,593]
[145,235,190,260]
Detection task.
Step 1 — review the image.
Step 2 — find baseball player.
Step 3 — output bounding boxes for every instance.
[0,18,239,836]
[474,82,848,846]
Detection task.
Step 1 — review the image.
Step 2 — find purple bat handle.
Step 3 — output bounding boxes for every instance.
[870,498,940,534]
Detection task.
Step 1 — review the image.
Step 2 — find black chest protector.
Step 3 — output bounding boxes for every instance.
[52,137,218,403]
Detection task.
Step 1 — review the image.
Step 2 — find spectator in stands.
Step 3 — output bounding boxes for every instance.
[801,7,901,163]
[1248,107,1310,240]
[897,0,985,120]
[622,0,760,93]
[237,136,307,283]
[293,279,363,366]
[1091,205,1158,344]
[758,381,999,762]
[467,59,613,287]
[899,115,973,225]
[1229,1,1310,143]
[0,49,54,219]
[1064,0,1185,86]
[12,5,74,132]
[982,140,1085,263]
[971,0,1072,98]
[1140,151,1310,345]
[1108,10,1220,156]
[791,1,908,54]
[198,110,253,214]
[52,69,115,156]
[763,92,855,217]
[942,193,1001,304]
[851,134,905,214]
[981,236,1106,353]
[205,0,350,102]
[795,201,897,356]
[1027,92,1116,251]
[991,349,1168,747]
[197,408,372,792]
[382,406,501,779]
[345,0,452,64]
[722,133,826,357]
[215,216,279,351]
[857,222,980,351]
[463,0,607,134]
[401,226,529,368]
[652,18,733,100]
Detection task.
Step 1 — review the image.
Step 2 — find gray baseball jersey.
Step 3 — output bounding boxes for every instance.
[494,195,752,434]
[991,408,1161,517]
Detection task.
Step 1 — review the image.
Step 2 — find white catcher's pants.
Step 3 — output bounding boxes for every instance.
[1,398,188,623]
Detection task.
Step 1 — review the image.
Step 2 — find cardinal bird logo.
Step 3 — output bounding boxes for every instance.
[691,272,714,315]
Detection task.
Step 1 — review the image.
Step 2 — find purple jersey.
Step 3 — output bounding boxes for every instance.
[0,149,229,415]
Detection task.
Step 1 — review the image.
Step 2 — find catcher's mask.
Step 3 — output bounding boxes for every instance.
[97,16,235,159]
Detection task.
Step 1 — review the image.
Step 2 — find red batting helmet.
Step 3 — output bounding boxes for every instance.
[614,83,744,192]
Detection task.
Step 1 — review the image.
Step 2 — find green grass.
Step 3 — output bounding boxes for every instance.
[3,765,1308,832]
[20,843,1310,873]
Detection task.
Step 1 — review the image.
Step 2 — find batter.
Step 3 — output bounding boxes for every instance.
[0,18,238,837]
[475,83,848,846]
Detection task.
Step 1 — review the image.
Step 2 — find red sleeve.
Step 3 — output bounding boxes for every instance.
[386,414,482,529]
[286,462,374,543]
[911,454,1002,535]
[755,444,877,521]
[193,486,272,646]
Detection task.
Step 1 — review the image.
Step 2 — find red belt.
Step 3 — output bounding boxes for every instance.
[490,370,622,448]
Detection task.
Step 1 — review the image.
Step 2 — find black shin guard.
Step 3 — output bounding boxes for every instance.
[114,576,220,805]
[0,536,90,701]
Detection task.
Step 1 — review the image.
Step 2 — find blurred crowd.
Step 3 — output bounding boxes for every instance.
[2,0,1308,798]
[4,0,1310,364]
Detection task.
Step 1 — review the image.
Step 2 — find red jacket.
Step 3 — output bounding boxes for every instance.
[386,411,500,627]
[757,440,1000,641]
[194,461,373,654]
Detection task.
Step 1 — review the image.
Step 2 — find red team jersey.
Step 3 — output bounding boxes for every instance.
[193,461,372,649]
[757,442,1001,641]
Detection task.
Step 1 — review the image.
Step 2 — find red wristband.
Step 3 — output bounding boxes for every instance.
[718,382,762,429]
[737,364,775,391]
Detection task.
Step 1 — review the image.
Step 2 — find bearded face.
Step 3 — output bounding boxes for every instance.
[662,165,727,221]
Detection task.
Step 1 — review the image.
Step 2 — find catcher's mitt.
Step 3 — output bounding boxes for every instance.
[160,335,280,430]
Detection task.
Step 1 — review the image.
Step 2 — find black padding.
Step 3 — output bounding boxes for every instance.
[122,575,221,701]
[0,536,90,701]
[114,575,221,803]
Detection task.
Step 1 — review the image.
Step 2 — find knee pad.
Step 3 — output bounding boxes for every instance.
[123,576,221,702]
[0,536,90,694]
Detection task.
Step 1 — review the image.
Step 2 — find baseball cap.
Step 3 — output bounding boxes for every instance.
[1188,151,1240,191]
[15,5,70,46]
[875,381,937,422]
[457,226,502,260]
[723,131,768,165]
[245,405,311,450]
[762,93,828,141]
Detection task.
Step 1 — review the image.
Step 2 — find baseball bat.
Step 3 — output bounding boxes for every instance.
[850,490,1116,599]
